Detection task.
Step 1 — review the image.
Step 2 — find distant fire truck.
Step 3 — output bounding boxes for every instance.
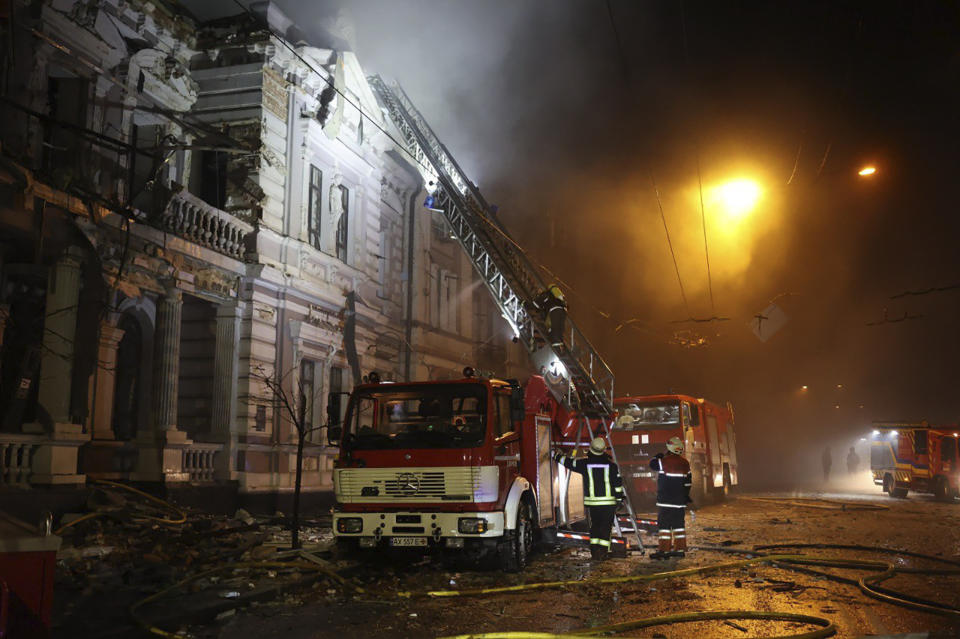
[870,422,960,500]
[610,395,739,504]
[329,373,593,571]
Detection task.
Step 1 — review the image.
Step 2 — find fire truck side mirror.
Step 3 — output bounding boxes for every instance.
[326,402,340,428]
[327,426,342,446]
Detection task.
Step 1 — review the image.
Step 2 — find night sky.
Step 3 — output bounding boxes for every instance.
[190,1,960,483]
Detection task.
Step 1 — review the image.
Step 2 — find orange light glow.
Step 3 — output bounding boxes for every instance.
[713,179,762,220]
[858,166,877,176]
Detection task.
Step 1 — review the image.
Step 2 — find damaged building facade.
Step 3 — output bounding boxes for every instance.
[0,0,526,497]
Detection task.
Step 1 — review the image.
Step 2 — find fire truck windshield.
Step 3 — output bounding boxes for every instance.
[345,384,487,450]
[614,402,681,430]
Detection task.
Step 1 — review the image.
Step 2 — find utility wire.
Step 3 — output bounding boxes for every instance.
[695,156,715,314]
[605,0,629,80]
[890,283,960,299]
[650,172,691,318]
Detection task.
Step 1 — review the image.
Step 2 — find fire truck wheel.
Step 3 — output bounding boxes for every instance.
[890,486,909,499]
[882,474,893,494]
[933,476,950,501]
[499,500,534,572]
[690,467,708,507]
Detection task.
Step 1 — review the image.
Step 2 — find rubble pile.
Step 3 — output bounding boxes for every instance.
[51,484,341,638]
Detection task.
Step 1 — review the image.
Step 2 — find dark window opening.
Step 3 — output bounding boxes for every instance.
[299,359,315,428]
[199,150,227,210]
[308,166,322,250]
[335,185,349,262]
[43,75,89,180]
[941,437,956,464]
[112,315,142,440]
[130,124,163,210]
[329,365,345,425]
[914,430,928,455]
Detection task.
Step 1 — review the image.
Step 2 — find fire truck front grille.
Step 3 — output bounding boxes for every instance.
[384,472,445,497]
[336,467,485,503]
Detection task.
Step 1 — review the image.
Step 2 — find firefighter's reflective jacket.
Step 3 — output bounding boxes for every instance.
[555,452,624,506]
[534,288,567,314]
[649,452,692,508]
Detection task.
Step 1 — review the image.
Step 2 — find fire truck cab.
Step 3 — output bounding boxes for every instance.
[610,394,738,505]
[870,422,960,500]
[328,373,587,570]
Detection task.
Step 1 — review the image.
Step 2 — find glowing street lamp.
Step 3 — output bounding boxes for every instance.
[858,166,877,177]
[713,179,762,220]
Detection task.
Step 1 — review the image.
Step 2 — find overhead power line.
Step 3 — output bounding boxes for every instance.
[650,172,691,318]
[890,283,960,299]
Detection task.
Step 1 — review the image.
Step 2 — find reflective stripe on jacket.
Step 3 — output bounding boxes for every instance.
[557,452,624,506]
[650,452,692,508]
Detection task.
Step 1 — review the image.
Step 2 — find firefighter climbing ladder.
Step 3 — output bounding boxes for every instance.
[369,76,644,552]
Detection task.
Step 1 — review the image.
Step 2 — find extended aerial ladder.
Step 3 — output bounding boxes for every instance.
[369,76,644,553]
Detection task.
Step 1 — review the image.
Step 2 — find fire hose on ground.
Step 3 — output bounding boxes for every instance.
[410,543,960,639]
[53,479,187,535]
[125,545,960,638]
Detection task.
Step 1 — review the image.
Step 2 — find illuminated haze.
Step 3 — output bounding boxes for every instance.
[189,1,960,487]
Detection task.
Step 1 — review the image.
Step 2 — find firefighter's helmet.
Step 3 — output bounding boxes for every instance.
[548,284,564,302]
[666,436,684,455]
[589,437,607,455]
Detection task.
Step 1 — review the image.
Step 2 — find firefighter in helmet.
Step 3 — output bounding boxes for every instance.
[554,437,624,560]
[649,436,692,559]
[535,284,567,348]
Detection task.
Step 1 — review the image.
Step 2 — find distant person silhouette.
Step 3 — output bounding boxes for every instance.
[822,446,832,482]
[846,447,860,474]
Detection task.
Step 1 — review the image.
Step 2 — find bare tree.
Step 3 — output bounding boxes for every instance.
[250,365,324,550]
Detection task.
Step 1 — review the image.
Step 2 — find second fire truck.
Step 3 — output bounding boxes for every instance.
[610,394,739,505]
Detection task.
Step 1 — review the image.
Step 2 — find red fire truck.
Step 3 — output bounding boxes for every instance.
[870,422,960,500]
[610,395,739,505]
[329,372,594,570]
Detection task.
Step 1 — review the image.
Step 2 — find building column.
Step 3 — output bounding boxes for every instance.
[88,318,125,440]
[153,287,182,432]
[211,302,243,479]
[135,287,190,482]
[36,247,83,427]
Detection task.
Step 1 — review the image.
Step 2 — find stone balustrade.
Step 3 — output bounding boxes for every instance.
[181,443,222,482]
[0,435,43,486]
[160,191,253,260]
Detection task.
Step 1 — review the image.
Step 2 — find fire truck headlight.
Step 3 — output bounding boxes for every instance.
[889,430,898,438]
[871,430,880,438]
[458,517,488,534]
[337,517,363,534]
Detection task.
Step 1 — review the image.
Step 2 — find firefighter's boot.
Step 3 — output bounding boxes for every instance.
[650,533,672,560]
[668,529,687,558]
[590,545,608,561]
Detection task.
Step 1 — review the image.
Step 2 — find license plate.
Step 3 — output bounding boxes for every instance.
[391,537,428,547]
